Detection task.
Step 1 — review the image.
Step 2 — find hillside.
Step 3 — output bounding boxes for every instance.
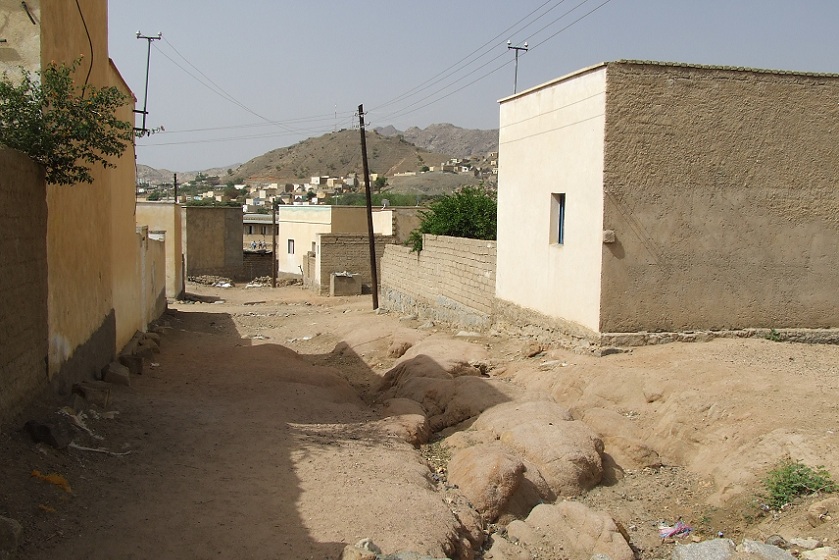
[229,129,453,184]
[375,123,498,157]
[137,124,500,192]
[136,165,238,186]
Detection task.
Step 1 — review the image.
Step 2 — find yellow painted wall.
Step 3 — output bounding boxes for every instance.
[39,0,117,375]
[109,60,144,350]
[1,0,146,380]
[136,202,185,298]
[0,0,41,74]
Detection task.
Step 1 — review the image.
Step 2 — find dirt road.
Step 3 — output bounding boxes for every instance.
[3,282,839,559]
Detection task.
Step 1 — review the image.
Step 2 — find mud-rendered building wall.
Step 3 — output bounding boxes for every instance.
[496,61,839,339]
[0,150,48,424]
[183,206,244,280]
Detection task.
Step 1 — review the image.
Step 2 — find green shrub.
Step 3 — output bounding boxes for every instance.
[763,458,837,509]
[0,58,133,185]
[408,187,496,252]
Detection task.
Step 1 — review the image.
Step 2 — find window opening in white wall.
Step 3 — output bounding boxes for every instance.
[551,193,566,245]
[287,239,295,254]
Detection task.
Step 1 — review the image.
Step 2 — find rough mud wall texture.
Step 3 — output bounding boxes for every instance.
[316,234,390,295]
[380,235,496,328]
[0,150,48,423]
[601,62,839,332]
[184,206,244,280]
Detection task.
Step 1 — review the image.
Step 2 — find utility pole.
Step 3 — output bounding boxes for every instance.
[272,200,278,288]
[135,31,162,135]
[507,40,528,94]
[357,104,379,310]
[173,173,178,202]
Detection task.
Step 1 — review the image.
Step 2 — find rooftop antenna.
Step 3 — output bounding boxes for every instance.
[135,31,162,136]
[507,40,528,94]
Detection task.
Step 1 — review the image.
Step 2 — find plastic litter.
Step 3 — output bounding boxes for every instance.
[659,520,692,539]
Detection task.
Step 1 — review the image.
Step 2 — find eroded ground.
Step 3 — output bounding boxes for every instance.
[2,282,839,559]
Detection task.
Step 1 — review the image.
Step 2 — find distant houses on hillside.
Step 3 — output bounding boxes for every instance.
[136,152,499,207]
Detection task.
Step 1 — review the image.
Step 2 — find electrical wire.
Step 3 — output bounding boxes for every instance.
[369,0,565,112]
[372,0,611,125]
[74,0,93,91]
[137,0,617,149]
[152,38,357,137]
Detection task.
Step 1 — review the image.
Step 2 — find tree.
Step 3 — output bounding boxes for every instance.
[0,58,134,185]
[373,175,388,192]
[223,185,240,200]
[407,187,497,252]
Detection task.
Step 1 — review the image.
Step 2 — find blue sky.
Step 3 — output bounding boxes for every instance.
[108,1,839,171]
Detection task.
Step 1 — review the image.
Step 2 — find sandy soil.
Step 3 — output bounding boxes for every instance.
[3,282,839,559]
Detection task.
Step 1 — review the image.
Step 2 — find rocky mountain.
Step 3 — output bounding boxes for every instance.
[136,165,238,186]
[228,128,454,184]
[375,123,499,158]
[137,124,498,188]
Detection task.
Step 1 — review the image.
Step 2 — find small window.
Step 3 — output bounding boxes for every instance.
[287,239,295,254]
[551,193,566,245]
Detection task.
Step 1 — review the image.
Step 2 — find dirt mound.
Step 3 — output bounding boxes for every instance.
[4,283,839,559]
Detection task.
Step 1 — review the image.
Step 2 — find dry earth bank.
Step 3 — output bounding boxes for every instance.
[2,283,838,560]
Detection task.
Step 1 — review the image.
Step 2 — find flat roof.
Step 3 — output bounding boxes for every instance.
[499,59,839,104]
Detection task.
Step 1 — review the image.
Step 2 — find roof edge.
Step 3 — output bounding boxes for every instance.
[498,60,839,104]
[498,62,607,104]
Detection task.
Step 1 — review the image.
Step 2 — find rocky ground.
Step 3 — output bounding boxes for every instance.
[2,282,839,560]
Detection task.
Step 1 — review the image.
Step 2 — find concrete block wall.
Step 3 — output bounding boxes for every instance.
[315,234,390,295]
[241,251,274,281]
[0,149,48,425]
[380,235,496,328]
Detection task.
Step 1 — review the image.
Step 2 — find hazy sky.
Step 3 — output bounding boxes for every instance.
[108,1,839,172]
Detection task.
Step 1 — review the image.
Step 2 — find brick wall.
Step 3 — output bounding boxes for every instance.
[380,235,496,328]
[241,251,274,281]
[0,149,48,425]
[314,234,391,295]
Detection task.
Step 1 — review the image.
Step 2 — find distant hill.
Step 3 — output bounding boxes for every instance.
[229,129,453,185]
[137,123,499,190]
[137,165,239,186]
[375,123,498,158]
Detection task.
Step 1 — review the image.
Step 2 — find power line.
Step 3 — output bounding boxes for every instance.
[372,0,612,125]
[529,0,616,50]
[369,0,566,113]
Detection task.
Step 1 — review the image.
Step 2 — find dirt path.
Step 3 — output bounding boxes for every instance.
[4,285,462,559]
[3,282,839,559]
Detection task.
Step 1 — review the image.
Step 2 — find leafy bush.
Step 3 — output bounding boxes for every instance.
[408,187,497,252]
[0,58,133,185]
[763,459,837,509]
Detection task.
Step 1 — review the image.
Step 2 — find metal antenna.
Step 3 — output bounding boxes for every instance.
[135,31,162,136]
[507,40,528,94]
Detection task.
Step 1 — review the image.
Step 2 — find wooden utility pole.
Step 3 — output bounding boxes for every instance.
[358,104,379,309]
[272,200,278,288]
[173,173,178,202]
